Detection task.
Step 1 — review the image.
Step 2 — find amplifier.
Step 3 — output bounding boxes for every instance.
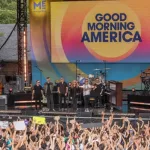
[0,95,7,105]
[0,106,7,110]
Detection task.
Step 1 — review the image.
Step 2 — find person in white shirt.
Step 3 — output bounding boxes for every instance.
[80,79,91,112]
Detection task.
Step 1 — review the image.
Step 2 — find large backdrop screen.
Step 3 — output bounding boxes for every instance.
[51,1,150,62]
[30,0,150,90]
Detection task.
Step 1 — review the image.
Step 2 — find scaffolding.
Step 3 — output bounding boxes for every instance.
[17,0,28,85]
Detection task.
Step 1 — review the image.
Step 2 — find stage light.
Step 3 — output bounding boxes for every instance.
[23,30,27,83]
[9,88,12,93]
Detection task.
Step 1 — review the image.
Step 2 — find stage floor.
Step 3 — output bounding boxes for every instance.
[1,106,149,125]
[5,106,134,118]
[0,109,149,126]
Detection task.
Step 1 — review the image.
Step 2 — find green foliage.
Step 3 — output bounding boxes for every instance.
[0,0,29,24]
[0,0,17,10]
[0,32,4,37]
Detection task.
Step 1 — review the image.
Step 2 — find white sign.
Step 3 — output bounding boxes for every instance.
[0,121,8,129]
[13,121,26,130]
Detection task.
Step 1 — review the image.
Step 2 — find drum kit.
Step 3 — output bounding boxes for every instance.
[89,68,110,84]
[77,68,111,85]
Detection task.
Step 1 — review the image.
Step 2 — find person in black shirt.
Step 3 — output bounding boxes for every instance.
[95,78,103,106]
[90,84,98,108]
[32,80,43,110]
[95,78,103,91]
[44,77,55,111]
[53,81,59,104]
[58,78,68,111]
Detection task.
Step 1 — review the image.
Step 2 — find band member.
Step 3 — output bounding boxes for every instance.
[53,81,59,104]
[70,81,80,111]
[81,79,91,112]
[90,84,98,107]
[95,78,103,89]
[68,82,72,99]
[76,81,82,103]
[58,77,68,111]
[43,77,55,111]
[90,84,98,97]
[32,80,43,110]
[95,78,103,106]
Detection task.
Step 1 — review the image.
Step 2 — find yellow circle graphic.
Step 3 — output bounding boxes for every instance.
[82,2,141,61]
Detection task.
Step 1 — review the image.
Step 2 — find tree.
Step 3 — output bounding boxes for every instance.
[0,0,29,24]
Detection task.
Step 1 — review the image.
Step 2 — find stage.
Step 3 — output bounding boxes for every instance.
[0,109,149,127]
[0,93,150,125]
[0,90,148,120]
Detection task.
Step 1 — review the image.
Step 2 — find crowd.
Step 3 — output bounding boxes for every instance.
[0,112,149,150]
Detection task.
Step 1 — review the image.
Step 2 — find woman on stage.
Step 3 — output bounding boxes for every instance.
[70,80,80,111]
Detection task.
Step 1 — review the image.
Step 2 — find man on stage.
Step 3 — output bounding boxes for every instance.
[95,78,103,107]
[58,77,68,111]
[44,77,55,111]
[32,80,43,110]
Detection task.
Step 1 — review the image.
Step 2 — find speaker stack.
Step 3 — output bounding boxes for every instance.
[0,95,7,110]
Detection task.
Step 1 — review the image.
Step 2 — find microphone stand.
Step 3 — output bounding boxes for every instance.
[76,61,78,80]
[141,70,143,91]
[103,61,113,112]
[103,60,107,83]
[76,60,80,80]
[103,60,107,110]
[67,87,70,112]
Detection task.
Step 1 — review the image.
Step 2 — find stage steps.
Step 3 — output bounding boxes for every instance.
[14,100,41,109]
[8,93,42,109]
[128,95,150,113]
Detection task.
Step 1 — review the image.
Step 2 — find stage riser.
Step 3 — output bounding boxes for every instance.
[77,112,93,117]
[15,102,40,106]
[40,111,77,116]
[139,113,150,118]
[128,95,150,113]
[15,106,39,109]
[130,105,150,109]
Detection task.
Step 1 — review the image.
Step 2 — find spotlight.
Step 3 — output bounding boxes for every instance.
[9,88,12,94]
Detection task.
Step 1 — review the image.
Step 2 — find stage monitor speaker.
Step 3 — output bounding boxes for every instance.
[139,113,150,118]
[0,95,7,105]
[0,106,7,110]
[77,112,93,117]
[22,110,38,116]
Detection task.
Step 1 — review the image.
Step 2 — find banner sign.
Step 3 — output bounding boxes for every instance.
[51,1,150,62]
[33,116,46,125]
